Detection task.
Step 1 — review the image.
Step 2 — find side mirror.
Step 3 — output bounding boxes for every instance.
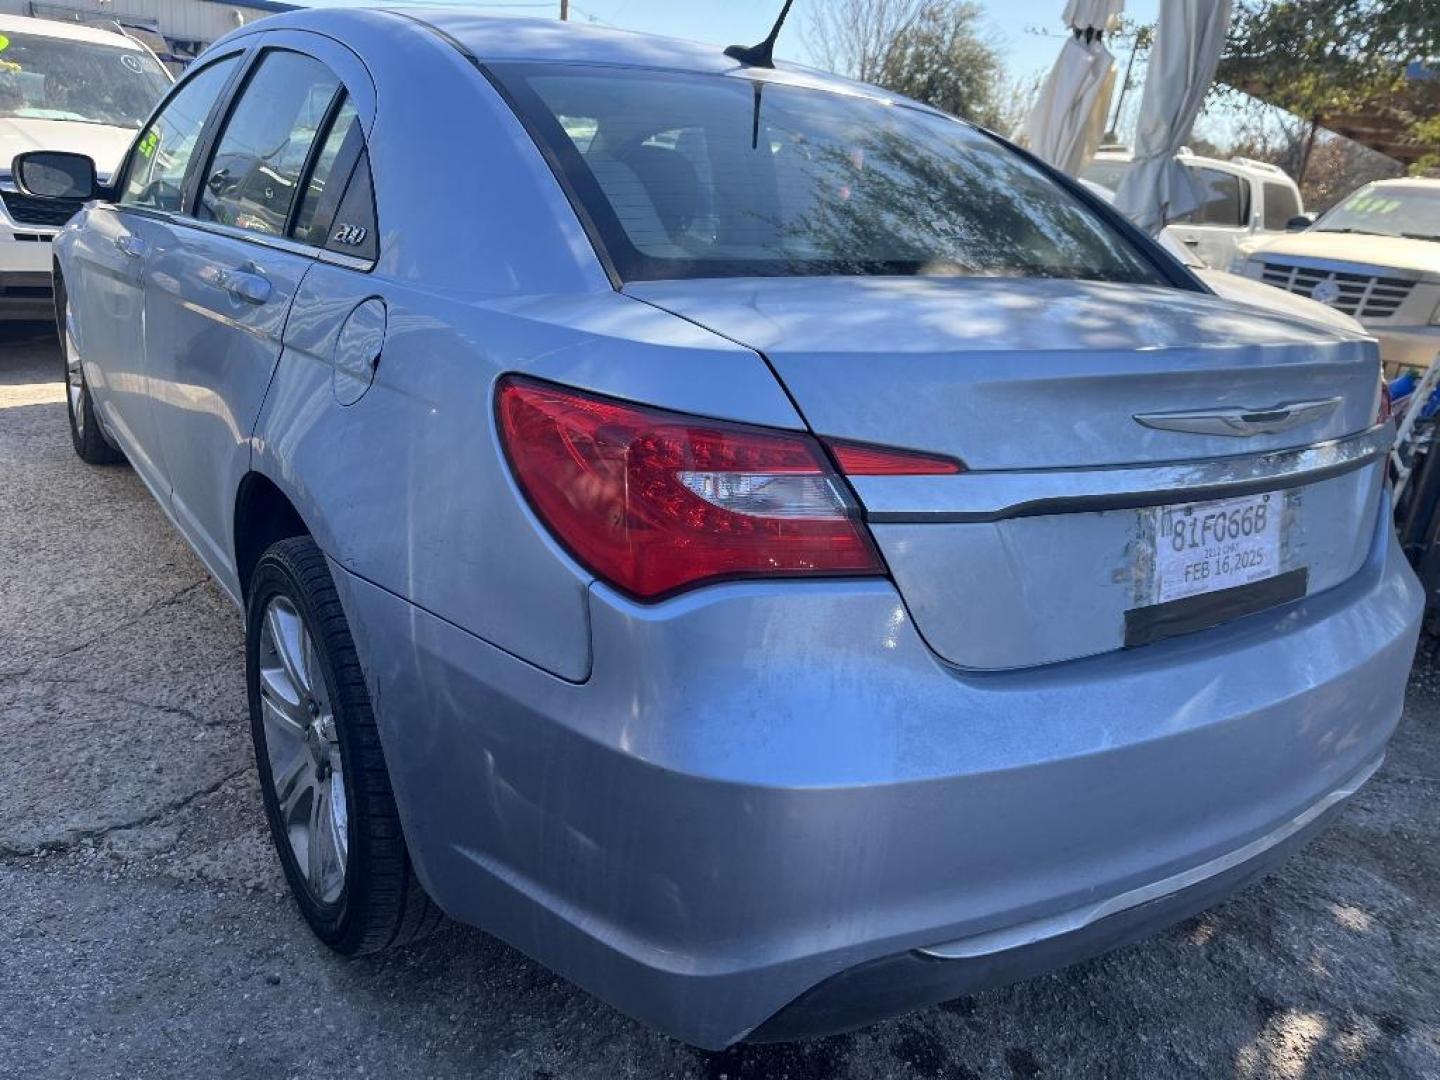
[12,151,98,200]
[1285,214,1314,232]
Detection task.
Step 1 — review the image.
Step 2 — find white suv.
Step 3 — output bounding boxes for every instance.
[0,14,171,318]
[1082,148,1305,271]
[1238,178,1440,371]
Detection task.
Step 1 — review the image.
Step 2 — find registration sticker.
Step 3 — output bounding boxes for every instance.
[1152,492,1283,604]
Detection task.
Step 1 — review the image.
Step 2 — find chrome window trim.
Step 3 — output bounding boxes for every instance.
[857,423,1392,524]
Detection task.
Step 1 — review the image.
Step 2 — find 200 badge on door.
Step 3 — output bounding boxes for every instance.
[1153,492,1283,604]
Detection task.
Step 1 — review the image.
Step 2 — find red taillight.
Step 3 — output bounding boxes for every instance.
[824,438,964,476]
[496,376,884,599]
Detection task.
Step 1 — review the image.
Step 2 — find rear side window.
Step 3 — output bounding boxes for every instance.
[322,150,377,262]
[492,64,1165,285]
[121,56,238,211]
[1262,182,1301,230]
[1174,166,1246,228]
[198,50,341,237]
[291,95,360,244]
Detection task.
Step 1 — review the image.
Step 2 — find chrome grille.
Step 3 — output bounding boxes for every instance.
[1258,259,1415,321]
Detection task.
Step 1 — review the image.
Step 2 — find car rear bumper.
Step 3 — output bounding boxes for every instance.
[329,502,1421,1049]
[751,756,1368,1041]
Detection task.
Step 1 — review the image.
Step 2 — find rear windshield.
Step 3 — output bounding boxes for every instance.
[492,64,1166,285]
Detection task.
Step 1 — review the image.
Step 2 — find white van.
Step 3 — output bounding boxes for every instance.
[1081,147,1306,271]
[0,14,171,317]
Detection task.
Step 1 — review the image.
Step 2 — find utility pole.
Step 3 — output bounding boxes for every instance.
[559,0,568,19]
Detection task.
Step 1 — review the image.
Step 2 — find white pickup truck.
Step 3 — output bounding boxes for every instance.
[1082,147,1306,272]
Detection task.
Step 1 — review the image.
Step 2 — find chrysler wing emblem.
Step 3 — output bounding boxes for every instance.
[1134,397,1342,437]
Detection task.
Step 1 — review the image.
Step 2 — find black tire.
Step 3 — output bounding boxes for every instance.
[57,288,123,465]
[246,535,444,954]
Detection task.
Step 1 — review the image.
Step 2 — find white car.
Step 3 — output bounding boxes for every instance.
[1238,178,1440,371]
[1082,148,1306,272]
[0,14,171,318]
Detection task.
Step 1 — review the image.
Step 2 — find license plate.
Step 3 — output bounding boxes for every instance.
[1152,492,1283,604]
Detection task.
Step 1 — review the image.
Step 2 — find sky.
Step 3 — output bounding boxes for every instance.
[296,0,1163,88]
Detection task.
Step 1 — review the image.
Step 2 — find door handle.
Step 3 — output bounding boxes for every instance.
[220,267,272,305]
[114,234,148,258]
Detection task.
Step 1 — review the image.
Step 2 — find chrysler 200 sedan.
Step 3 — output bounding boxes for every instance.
[24,9,1422,1048]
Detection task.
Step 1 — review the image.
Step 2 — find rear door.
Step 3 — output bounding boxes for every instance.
[66,53,242,493]
[139,36,375,592]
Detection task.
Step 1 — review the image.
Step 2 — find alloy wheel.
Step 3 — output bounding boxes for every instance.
[257,595,349,903]
[63,302,85,437]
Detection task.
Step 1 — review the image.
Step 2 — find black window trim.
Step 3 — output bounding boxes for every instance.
[289,97,373,254]
[113,41,378,272]
[316,147,378,261]
[124,42,380,272]
[284,83,348,240]
[115,47,250,210]
[190,45,340,231]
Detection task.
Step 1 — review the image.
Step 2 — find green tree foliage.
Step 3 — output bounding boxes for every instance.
[806,0,1005,126]
[1222,0,1439,114]
[877,3,1005,126]
[1219,1,1440,171]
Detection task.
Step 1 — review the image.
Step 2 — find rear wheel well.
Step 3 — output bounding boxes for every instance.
[234,474,309,602]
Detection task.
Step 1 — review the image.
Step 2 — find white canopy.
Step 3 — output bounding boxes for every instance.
[1113,0,1234,233]
[1022,35,1117,175]
[1063,0,1124,31]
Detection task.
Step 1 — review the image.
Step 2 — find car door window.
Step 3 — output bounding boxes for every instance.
[291,95,359,244]
[198,50,341,237]
[1263,182,1301,230]
[1175,167,1245,228]
[121,56,239,212]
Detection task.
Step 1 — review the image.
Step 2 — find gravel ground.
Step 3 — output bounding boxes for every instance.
[2,322,1438,1079]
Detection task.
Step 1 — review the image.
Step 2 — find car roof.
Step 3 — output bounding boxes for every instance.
[0,12,148,50]
[228,8,925,111]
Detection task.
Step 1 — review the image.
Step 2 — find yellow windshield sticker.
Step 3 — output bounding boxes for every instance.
[138,129,159,158]
[0,35,11,52]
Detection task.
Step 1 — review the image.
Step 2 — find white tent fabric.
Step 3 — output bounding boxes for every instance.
[1113,0,1234,234]
[1021,36,1118,175]
[1063,0,1124,30]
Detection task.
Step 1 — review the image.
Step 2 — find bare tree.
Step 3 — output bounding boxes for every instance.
[805,0,1005,125]
[805,0,931,84]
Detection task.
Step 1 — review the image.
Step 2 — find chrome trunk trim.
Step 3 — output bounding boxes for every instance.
[1134,398,1342,437]
[859,424,1392,524]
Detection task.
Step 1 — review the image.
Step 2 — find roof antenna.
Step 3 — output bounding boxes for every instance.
[724,0,796,69]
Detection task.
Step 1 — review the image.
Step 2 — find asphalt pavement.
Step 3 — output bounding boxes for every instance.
[2,322,1438,1079]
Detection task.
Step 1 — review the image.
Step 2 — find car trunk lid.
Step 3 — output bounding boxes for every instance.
[627,276,1387,668]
